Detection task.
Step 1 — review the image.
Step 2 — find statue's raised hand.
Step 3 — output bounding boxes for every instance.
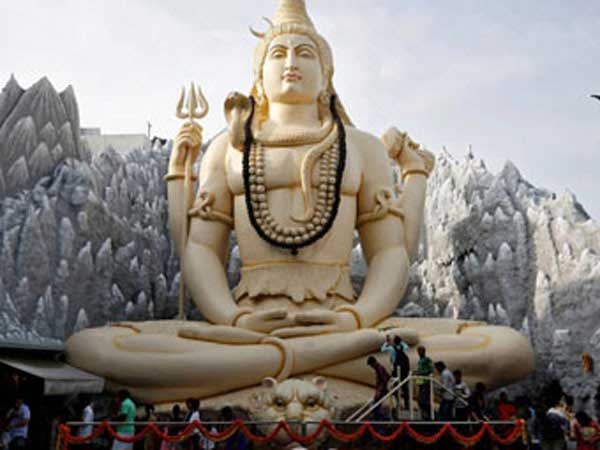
[169,121,203,173]
[382,127,435,173]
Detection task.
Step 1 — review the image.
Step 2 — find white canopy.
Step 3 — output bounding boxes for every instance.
[0,357,104,396]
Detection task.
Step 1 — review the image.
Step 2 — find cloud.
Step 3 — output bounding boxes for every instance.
[1,0,599,218]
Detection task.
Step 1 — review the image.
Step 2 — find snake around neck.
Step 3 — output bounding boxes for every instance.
[242,96,347,255]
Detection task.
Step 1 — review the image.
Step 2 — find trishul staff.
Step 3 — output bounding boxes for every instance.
[175,82,209,320]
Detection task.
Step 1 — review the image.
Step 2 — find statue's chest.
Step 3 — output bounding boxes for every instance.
[225,142,361,196]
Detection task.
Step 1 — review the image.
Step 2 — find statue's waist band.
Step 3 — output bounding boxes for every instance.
[233,260,356,304]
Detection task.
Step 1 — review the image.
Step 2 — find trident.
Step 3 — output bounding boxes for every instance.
[175,82,209,320]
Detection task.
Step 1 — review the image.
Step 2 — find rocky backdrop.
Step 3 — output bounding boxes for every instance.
[0,76,598,401]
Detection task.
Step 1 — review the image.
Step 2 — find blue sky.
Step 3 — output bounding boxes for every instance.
[2,0,599,217]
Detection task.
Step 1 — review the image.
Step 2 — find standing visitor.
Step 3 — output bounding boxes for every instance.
[541,398,570,450]
[572,411,600,450]
[112,390,136,450]
[469,382,488,421]
[416,346,434,420]
[221,406,247,450]
[453,370,471,421]
[143,405,159,450]
[185,399,201,450]
[394,336,411,411]
[497,391,517,421]
[78,396,94,437]
[434,361,455,421]
[161,405,183,450]
[77,396,95,449]
[4,396,30,450]
[367,356,391,421]
[380,334,397,369]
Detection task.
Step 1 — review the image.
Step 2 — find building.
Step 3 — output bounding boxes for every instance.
[81,127,150,156]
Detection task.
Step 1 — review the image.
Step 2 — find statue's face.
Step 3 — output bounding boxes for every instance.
[262,33,325,105]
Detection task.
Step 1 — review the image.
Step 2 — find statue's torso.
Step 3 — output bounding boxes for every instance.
[224,127,365,309]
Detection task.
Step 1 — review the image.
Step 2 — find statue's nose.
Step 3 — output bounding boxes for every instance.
[285,50,298,68]
[286,402,303,421]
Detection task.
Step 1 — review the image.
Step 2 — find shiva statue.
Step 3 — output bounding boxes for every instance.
[67,0,533,406]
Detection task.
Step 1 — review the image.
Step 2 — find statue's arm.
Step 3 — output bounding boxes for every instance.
[352,132,410,327]
[168,133,242,325]
[185,135,243,324]
[381,127,433,261]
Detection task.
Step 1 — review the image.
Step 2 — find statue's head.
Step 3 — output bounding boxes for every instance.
[250,0,350,124]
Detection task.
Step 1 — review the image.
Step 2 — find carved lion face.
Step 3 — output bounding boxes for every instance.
[251,377,334,447]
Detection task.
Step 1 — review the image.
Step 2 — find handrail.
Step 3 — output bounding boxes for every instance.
[347,374,469,423]
[65,419,519,426]
[353,376,411,422]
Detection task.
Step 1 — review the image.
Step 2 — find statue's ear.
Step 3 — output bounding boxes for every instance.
[312,376,327,392]
[262,377,278,389]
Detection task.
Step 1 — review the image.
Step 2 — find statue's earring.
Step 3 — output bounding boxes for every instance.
[254,82,265,106]
[318,90,330,107]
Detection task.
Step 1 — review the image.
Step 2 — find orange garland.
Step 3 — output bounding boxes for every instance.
[59,419,524,449]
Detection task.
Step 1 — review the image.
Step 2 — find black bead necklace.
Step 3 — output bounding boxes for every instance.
[242,95,347,255]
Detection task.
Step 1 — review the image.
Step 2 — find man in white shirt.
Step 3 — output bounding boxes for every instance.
[78,396,95,439]
[434,361,455,421]
[453,370,471,421]
[5,396,30,449]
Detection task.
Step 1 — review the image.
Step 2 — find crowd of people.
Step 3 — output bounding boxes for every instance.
[367,335,600,450]
[72,390,248,450]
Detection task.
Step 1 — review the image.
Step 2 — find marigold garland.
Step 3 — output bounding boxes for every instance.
[59,418,524,449]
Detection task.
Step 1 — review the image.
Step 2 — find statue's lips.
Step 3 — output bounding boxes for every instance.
[282,73,302,82]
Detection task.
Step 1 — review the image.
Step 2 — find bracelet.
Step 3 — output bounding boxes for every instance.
[335,305,364,329]
[401,169,428,181]
[164,173,198,182]
[229,308,253,327]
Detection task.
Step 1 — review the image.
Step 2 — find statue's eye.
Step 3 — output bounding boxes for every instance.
[270,49,286,59]
[298,50,314,58]
[274,397,286,408]
[305,397,318,408]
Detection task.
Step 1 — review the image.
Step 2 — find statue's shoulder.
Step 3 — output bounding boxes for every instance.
[202,132,230,168]
[344,125,388,161]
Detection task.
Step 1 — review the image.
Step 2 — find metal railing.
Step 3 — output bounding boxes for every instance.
[346,373,470,423]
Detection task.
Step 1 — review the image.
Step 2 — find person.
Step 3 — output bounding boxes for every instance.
[77,396,95,449]
[434,361,455,421]
[453,370,471,421]
[78,396,94,438]
[416,346,433,420]
[572,411,600,450]
[143,405,159,450]
[112,390,136,450]
[394,336,411,410]
[367,356,390,421]
[497,391,517,421]
[161,405,183,450]
[4,397,30,450]
[469,382,488,421]
[541,398,570,450]
[221,406,247,450]
[185,399,201,450]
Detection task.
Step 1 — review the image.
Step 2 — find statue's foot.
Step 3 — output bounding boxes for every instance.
[317,318,534,390]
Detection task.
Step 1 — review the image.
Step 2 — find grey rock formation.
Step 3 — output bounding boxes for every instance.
[0,77,86,197]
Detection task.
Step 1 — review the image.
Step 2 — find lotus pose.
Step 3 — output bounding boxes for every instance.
[67,0,533,404]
